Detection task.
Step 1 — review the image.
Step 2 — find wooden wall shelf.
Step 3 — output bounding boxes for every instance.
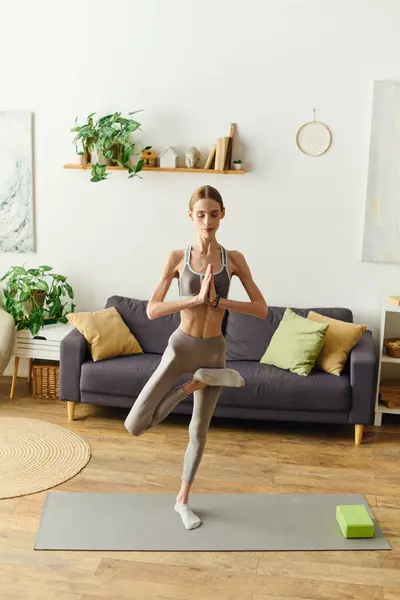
[63,163,245,175]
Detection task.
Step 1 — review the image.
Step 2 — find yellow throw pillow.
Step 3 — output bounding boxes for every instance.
[307,311,367,376]
[67,306,143,361]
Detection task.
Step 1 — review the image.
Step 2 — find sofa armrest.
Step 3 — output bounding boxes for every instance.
[0,308,15,374]
[59,328,89,404]
[349,330,377,425]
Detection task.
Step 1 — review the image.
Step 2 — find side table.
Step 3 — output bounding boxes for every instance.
[10,322,74,400]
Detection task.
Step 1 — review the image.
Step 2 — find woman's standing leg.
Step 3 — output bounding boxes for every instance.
[174,385,223,529]
[182,384,223,485]
[174,337,226,530]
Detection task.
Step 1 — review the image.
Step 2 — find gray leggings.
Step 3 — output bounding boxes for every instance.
[124,327,226,483]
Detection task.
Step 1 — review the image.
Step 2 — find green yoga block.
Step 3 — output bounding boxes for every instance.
[336,505,375,539]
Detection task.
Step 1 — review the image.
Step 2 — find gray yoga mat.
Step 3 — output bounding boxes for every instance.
[34,492,390,551]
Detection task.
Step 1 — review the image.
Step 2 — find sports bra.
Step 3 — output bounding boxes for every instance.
[178,244,231,298]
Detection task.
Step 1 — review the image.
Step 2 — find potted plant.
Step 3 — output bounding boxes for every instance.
[71,112,99,166]
[1,265,75,336]
[232,159,243,170]
[71,111,152,182]
[96,111,151,181]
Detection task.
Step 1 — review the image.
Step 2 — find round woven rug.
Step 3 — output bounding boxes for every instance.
[0,417,91,499]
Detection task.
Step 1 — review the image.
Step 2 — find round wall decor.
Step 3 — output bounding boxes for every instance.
[296,110,332,156]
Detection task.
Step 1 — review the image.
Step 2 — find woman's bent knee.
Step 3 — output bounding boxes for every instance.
[124,416,146,436]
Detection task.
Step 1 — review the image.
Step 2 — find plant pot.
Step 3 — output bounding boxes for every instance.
[90,147,111,166]
[78,152,90,166]
[232,162,243,170]
[108,143,123,166]
[22,291,46,315]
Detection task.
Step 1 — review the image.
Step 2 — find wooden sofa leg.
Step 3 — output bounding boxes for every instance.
[355,424,364,445]
[67,401,76,422]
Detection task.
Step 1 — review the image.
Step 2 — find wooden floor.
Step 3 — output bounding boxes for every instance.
[1,376,400,600]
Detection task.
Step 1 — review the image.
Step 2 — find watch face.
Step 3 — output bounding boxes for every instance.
[296,121,332,156]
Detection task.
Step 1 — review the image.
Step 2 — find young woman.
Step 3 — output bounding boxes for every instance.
[124,185,268,530]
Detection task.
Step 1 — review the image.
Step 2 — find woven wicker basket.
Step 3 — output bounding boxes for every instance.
[384,338,400,358]
[31,359,60,399]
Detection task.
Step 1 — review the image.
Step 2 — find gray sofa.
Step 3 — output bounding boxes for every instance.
[59,295,377,444]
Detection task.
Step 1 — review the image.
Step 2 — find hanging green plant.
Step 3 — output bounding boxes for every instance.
[90,163,109,183]
[70,112,98,164]
[71,111,151,182]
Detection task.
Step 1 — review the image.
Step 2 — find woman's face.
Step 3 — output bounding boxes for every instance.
[189,198,225,238]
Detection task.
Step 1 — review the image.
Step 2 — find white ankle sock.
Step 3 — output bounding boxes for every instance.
[174,502,202,530]
[194,367,245,388]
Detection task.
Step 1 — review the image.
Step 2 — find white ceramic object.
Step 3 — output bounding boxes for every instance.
[90,147,111,165]
[232,162,243,170]
[185,147,200,168]
[159,147,179,168]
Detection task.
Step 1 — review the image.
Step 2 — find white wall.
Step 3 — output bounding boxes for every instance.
[1,0,400,347]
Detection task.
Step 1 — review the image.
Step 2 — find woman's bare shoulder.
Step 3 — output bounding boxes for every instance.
[167,249,185,261]
[227,249,245,258]
[226,249,246,264]
[162,249,185,277]
[226,249,248,276]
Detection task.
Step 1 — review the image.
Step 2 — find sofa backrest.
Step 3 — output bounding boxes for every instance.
[106,295,180,354]
[224,306,354,361]
[107,296,354,361]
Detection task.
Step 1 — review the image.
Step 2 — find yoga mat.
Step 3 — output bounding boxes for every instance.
[34,492,390,551]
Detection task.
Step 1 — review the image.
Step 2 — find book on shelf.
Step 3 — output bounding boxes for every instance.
[381,395,400,408]
[224,123,236,170]
[214,136,229,170]
[388,296,400,305]
[204,144,216,170]
[379,380,400,407]
[380,379,400,392]
[222,136,229,169]
[206,124,237,171]
[214,138,223,170]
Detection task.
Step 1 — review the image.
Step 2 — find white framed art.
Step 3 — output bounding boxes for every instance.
[0,111,35,253]
[362,81,400,264]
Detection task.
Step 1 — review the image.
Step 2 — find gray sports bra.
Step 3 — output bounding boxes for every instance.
[178,244,231,298]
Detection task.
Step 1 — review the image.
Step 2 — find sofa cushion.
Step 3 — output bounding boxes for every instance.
[260,307,328,376]
[81,353,162,398]
[106,296,181,354]
[307,311,367,376]
[217,360,351,412]
[80,354,350,413]
[224,306,354,361]
[67,306,143,361]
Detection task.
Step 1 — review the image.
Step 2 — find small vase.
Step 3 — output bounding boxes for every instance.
[232,162,243,170]
[90,148,111,166]
[185,147,200,168]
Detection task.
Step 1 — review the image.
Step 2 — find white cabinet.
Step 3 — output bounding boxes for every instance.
[10,322,73,399]
[375,301,400,425]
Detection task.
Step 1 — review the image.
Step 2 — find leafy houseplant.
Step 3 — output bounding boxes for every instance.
[1,265,75,336]
[71,111,151,183]
[233,159,243,170]
[71,112,98,164]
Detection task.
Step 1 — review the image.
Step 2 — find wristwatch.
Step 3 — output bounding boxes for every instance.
[210,295,220,308]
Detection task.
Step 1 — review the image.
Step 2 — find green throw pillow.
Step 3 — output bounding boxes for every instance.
[260,307,329,376]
